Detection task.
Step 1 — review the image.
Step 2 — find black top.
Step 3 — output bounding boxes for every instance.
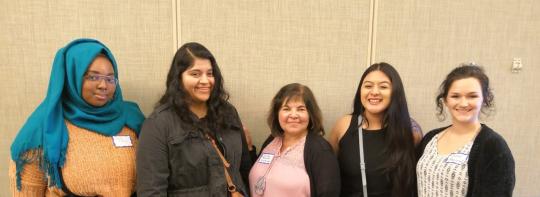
[261,132,341,197]
[338,114,391,197]
[417,124,515,197]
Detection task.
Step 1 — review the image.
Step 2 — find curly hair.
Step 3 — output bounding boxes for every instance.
[436,63,494,120]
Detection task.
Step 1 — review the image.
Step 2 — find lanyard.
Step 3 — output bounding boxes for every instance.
[358,114,368,197]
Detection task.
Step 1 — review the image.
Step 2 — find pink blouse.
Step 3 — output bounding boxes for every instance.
[249,136,310,197]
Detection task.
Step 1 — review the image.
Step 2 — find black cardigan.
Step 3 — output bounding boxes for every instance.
[417,124,515,197]
[260,132,341,197]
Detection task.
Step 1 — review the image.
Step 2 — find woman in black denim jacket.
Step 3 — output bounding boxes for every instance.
[136,42,253,197]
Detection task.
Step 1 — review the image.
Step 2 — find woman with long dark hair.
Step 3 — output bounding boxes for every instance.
[136,42,252,196]
[329,62,422,197]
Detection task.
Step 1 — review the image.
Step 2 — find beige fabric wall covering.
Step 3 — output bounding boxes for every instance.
[374,1,539,196]
[1,0,538,196]
[177,0,371,147]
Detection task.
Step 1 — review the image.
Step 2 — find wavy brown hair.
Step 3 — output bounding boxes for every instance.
[267,83,324,137]
[436,63,494,121]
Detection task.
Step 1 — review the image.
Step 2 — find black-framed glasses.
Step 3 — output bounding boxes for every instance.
[84,74,118,85]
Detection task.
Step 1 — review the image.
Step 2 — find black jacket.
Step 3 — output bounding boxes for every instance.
[417,124,515,197]
[136,103,253,197]
[260,132,341,197]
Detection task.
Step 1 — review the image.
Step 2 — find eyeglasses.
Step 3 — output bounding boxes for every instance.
[84,74,118,85]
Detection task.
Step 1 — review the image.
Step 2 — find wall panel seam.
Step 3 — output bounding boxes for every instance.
[367,0,378,66]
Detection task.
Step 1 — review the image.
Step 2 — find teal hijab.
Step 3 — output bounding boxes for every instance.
[10,38,145,189]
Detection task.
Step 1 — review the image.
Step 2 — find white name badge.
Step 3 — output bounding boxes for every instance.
[258,153,275,164]
[445,153,468,164]
[113,135,133,147]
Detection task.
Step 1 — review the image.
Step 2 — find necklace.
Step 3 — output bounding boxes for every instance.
[254,137,305,195]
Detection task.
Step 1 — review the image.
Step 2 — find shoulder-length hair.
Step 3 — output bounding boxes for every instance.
[157,42,230,129]
[352,62,416,197]
[267,83,324,137]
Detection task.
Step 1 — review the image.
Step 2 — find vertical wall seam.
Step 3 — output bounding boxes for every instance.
[366,0,378,67]
[172,0,179,52]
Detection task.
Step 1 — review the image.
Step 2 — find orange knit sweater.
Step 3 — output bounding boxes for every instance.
[9,121,138,197]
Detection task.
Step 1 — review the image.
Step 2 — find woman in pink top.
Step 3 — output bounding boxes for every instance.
[249,83,340,197]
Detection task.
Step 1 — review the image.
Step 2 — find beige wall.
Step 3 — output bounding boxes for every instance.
[1,0,538,196]
[177,0,371,149]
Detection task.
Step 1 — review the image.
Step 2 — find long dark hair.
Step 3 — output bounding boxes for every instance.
[157,42,230,130]
[352,62,416,196]
[436,63,494,120]
[267,83,324,137]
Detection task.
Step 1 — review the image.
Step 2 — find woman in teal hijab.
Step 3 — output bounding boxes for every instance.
[10,38,144,196]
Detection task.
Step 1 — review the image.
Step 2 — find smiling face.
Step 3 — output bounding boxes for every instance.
[81,55,116,107]
[278,97,310,138]
[181,58,215,105]
[445,77,483,125]
[360,70,392,118]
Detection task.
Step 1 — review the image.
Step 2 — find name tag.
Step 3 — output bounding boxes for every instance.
[113,135,133,147]
[258,153,274,164]
[445,153,468,164]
